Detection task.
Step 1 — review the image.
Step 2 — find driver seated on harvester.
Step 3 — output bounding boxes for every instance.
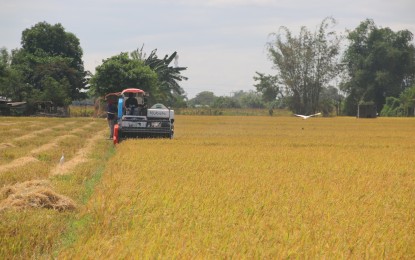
[124,92,139,115]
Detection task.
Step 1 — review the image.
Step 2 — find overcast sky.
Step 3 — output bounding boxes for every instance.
[1,0,414,98]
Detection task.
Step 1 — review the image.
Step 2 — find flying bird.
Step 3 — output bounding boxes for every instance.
[294,112,322,119]
[59,152,65,165]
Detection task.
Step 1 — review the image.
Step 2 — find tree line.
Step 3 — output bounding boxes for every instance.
[0,22,88,109]
[187,18,415,117]
[254,18,415,116]
[188,90,266,109]
[0,22,188,110]
[1,18,414,116]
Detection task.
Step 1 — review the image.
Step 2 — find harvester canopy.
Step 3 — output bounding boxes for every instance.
[121,88,145,95]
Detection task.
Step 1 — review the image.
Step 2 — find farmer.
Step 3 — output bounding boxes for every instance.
[125,92,139,115]
[107,99,118,139]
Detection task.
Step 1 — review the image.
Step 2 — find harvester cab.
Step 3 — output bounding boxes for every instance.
[112,88,174,144]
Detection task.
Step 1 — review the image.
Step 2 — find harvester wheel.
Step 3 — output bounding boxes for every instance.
[113,124,119,144]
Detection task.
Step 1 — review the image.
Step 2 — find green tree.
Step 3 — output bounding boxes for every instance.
[21,22,84,72]
[381,97,402,116]
[0,48,11,95]
[39,76,71,106]
[266,17,342,115]
[9,22,88,103]
[213,96,240,108]
[232,90,265,108]
[382,86,415,117]
[0,48,9,77]
[253,72,281,103]
[131,46,188,104]
[318,86,343,116]
[0,48,30,101]
[399,86,415,116]
[342,19,415,115]
[188,91,217,107]
[90,53,159,101]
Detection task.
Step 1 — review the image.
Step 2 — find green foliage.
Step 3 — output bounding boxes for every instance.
[22,22,87,98]
[0,51,29,101]
[175,107,291,116]
[381,97,402,116]
[341,19,415,115]
[21,22,84,72]
[188,91,217,107]
[213,96,241,108]
[399,86,415,116]
[381,86,415,116]
[189,90,265,109]
[90,46,188,106]
[318,86,342,116]
[1,22,88,107]
[0,48,9,77]
[39,76,71,106]
[168,93,188,108]
[266,17,342,115]
[90,53,158,99]
[253,72,280,102]
[232,90,265,109]
[130,47,188,104]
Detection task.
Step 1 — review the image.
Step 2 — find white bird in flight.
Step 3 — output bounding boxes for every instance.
[294,112,322,119]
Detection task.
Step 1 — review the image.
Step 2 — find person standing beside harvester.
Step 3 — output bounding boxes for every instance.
[107,99,118,139]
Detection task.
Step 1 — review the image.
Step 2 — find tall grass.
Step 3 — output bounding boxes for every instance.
[69,105,95,117]
[60,116,415,258]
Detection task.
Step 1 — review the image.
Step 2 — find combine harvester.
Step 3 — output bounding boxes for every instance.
[107,88,174,144]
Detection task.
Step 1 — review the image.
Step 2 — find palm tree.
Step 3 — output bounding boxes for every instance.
[131,46,188,103]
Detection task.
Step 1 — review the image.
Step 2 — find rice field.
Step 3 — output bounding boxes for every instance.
[62,115,414,258]
[1,115,414,258]
[0,116,111,258]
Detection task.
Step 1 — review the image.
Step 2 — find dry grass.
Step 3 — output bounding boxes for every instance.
[0,116,112,258]
[0,180,76,212]
[59,116,415,258]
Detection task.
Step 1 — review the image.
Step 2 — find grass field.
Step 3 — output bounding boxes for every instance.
[1,115,414,258]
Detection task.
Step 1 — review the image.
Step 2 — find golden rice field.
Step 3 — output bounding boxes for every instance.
[1,115,414,258]
[0,116,112,258]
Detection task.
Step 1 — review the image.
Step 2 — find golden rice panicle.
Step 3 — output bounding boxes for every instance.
[60,116,415,259]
